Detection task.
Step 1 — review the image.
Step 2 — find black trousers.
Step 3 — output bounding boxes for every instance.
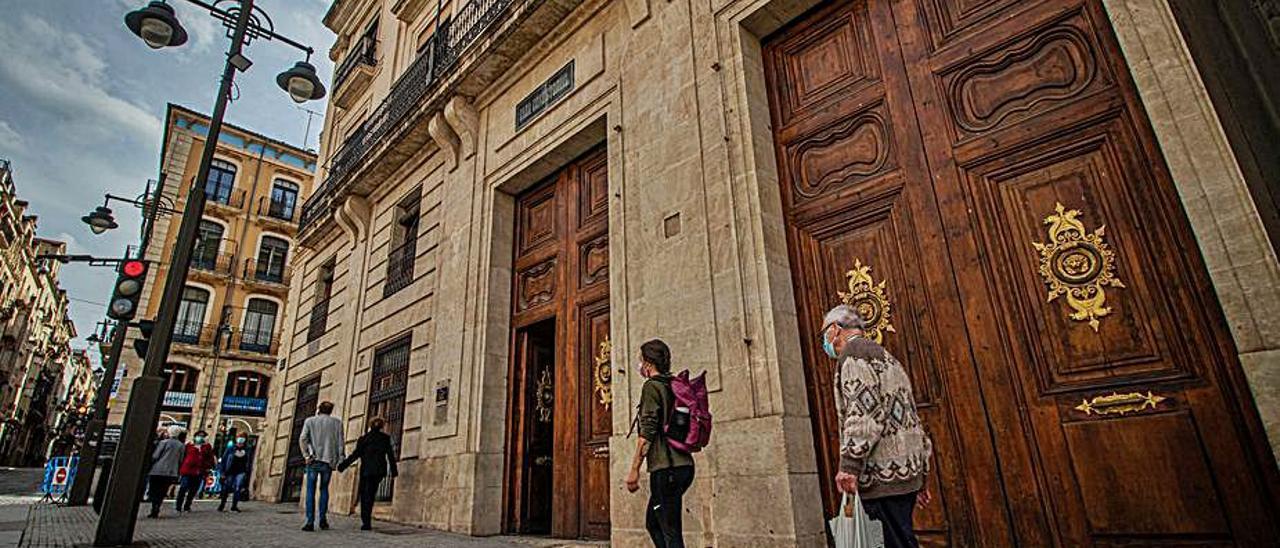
[357,475,383,527]
[147,476,175,516]
[645,465,694,548]
[862,492,918,548]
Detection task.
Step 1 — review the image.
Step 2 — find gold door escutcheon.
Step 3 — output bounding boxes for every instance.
[1075,391,1167,416]
[839,259,896,344]
[1032,203,1125,331]
[535,368,554,423]
[593,338,612,409]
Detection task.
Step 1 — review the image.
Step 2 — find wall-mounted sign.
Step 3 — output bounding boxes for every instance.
[516,61,575,130]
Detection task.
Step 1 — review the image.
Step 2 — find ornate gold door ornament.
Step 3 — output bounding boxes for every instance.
[838,259,896,344]
[1074,391,1167,416]
[535,368,554,423]
[1032,203,1125,331]
[593,338,612,409]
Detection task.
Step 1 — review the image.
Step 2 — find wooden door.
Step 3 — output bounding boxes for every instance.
[281,375,320,502]
[765,1,1280,545]
[505,146,611,540]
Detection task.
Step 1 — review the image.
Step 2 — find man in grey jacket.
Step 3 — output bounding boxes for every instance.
[147,426,186,518]
[299,401,344,531]
[822,304,932,548]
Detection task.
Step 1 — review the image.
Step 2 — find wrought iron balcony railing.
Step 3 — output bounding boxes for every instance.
[300,0,520,234]
[191,250,236,276]
[334,36,378,92]
[172,320,213,346]
[205,187,246,210]
[257,196,297,223]
[244,258,293,286]
[232,327,279,355]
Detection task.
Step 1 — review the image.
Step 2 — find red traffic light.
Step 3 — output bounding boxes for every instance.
[122,260,146,277]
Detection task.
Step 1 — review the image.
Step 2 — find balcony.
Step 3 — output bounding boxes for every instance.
[162,391,195,410]
[300,0,569,236]
[333,36,378,110]
[190,250,236,278]
[204,185,247,212]
[231,328,280,356]
[307,298,330,343]
[220,395,268,417]
[243,258,293,288]
[172,321,214,346]
[256,196,297,225]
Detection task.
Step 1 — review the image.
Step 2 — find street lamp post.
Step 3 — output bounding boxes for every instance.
[66,179,171,507]
[95,2,323,545]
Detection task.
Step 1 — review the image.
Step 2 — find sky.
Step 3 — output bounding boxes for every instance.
[0,0,335,366]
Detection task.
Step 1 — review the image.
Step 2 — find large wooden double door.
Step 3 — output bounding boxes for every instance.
[765,0,1279,545]
[505,147,612,539]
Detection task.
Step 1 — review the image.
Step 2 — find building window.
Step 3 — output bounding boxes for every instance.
[307,259,335,343]
[282,376,320,502]
[239,298,278,353]
[368,336,409,501]
[254,236,290,284]
[267,180,299,221]
[222,370,270,417]
[174,287,210,344]
[384,192,420,297]
[193,220,224,271]
[163,364,199,393]
[206,159,236,205]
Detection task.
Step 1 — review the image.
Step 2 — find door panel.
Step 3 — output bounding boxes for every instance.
[768,0,1279,545]
[506,146,611,540]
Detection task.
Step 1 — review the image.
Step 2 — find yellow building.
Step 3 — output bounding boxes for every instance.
[108,105,317,447]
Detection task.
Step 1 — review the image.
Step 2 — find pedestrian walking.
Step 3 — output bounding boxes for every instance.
[176,429,216,512]
[624,339,696,548]
[217,435,254,512]
[337,417,398,531]
[298,401,344,531]
[821,304,933,548]
[147,425,186,519]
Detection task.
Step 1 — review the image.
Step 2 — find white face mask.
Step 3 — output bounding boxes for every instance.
[635,361,649,378]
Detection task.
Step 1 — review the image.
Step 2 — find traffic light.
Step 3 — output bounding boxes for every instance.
[107,260,148,321]
[133,319,155,360]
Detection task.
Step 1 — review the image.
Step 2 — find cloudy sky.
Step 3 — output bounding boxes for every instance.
[0,0,335,364]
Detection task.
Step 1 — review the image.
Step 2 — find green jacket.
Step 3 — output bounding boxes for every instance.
[638,375,695,472]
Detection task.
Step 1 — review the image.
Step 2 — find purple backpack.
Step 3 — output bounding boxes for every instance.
[663,370,712,453]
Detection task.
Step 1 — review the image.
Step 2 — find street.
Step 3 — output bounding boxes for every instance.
[0,468,595,547]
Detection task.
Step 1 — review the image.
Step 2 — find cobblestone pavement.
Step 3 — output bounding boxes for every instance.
[0,468,599,548]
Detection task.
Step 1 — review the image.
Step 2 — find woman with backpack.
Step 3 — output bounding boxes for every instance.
[625,339,696,548]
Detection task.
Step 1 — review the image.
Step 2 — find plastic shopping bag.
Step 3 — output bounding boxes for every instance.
[828,493,885,548]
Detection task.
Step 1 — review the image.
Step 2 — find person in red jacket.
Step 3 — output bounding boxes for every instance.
[176,430,217,512]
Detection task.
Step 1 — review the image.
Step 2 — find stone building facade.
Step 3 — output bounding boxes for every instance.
[107,105,316,447]
[258,0,1280,545]
[0,160,79,466]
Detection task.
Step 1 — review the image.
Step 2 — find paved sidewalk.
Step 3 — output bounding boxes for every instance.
[15,499,604,548]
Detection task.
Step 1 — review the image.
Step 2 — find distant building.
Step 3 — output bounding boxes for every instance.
[0,160,77,466]
[107,104,317,449]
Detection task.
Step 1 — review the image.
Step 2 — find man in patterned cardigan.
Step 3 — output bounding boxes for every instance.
[822,304,933,548]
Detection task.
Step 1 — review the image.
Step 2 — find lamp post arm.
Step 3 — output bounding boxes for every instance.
[178,0,315,56]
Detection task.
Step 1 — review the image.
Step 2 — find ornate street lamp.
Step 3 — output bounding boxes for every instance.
[81,206,118,235]
[91,3,326,544]
[124,1,188,49]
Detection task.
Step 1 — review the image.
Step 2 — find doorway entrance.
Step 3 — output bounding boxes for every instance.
[764,0,1278,544]
[504,146,611,540]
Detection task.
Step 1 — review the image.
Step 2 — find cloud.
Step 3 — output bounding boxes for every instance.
[0,119,24,153]
[0,14,161,145]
